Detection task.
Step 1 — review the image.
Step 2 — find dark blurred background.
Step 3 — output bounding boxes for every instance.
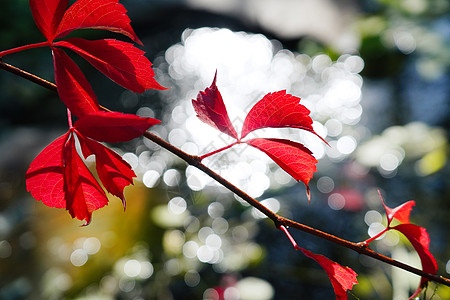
[0,0,449,299]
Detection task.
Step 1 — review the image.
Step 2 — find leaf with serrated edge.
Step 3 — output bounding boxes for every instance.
[245,138,317,184]
[300,248,358,300]
[74,111,160,143]
[63,134,108,225]
[30,0,68,41]
[379,192,415,226]
[192,72,238,139]
[392,224,438,299]
[52,47,100,117]
[55,0,141,44]
[26,132,69,209]
[78,133,135,207]
[241,90,326,144]
[54,38,166,92]
[246,138,317,201]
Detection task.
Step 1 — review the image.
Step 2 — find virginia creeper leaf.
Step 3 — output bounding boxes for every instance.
[392,224,438,299]
[25,132,69,209]
[380,193,415,226]
[78,134,135,207]
[55,0,142,44]
[192,72,239,139]
[63,134,108,225]
[300,248,358,300]
[246,138,317,200]
[52,47,100,117]
[54,38,166,92]
[74,111,160,143]
[241,90,326,144]
[29,0,68,41]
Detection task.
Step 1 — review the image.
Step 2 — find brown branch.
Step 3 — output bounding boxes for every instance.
[144,131,450,287]
[0,60,57,92]
[2,61,449,288]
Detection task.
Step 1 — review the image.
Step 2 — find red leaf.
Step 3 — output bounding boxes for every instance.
[52,47,100,117]
[300,248,358,300]
[25,132,69,209]
[55,0,141,44]
[245,138,317,199]
[241,90,325,144]
[379,192,415,226]
[26,131,110,224]
[74,110,160,143]
[54,38,166,92]
[29,0,68,41]
[192,72,238,139]
[63,134,108,225]
[78,134,135,206]
[392,224,438,299]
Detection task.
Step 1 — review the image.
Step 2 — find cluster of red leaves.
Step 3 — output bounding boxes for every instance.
[193,72,326,201]
[9,2,439,299]
[25,0,165,224]
[26,112,160,224]
[193,74,358,299]
[29,0,165,117]
[377,193,438,299]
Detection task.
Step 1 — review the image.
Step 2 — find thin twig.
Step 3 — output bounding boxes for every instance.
[0,60,57,92]
[2,61,449,287]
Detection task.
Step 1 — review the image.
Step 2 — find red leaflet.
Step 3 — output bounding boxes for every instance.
[380,192,415,225]
[29,0,68,41]
[192,72,239,139]
[25,132,69,209]
[54,0,142,44]
[52,47,100,117]
[279,226,357,300]
[63,134,108,225]
[392,224,438,299]
[241,90,323,142]
[54,38,166,92]
[301,248,358,300]
[78,134,135,207]
[74,111,160,143]
[246,138,317,200]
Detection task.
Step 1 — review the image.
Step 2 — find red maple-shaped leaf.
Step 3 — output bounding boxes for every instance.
[25,132,69,209]
[241,90,325,143]
[392,224,438,299]
[380,192,415,226]
[54,0,141,44]
[54,38,166,92]
[300,248,358,300]
[78,134,135,206]
[192,72,238,139]
[74,111,160,143]
[63,134,109,224]
[29,0,68,41]
[52,47,100,117]
[246,138,317,199]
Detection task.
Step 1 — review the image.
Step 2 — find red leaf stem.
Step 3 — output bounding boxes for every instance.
[0,41,50,57]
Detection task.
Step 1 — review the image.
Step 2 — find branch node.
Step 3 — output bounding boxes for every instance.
[356,241,369,248]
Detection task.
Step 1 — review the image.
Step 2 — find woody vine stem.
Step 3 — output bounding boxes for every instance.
[0,59,449,287]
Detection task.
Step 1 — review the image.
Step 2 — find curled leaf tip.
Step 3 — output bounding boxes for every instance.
[81,218,91,227]
[306,186,311,204]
